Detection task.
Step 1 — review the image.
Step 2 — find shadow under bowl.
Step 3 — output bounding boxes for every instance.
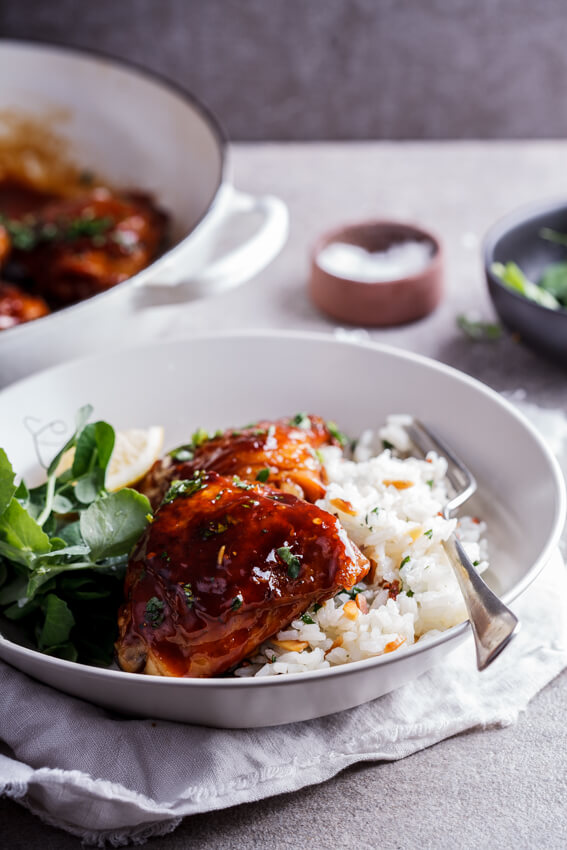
[484,200,567,366]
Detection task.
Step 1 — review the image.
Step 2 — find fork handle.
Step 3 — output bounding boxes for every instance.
[443,534,520,671]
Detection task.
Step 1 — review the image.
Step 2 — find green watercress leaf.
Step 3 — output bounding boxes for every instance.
[0,499,51,567]
[75,472,104,505]
[79,489,151,561]
[72,421,115,479]
[38,594,75,650]
[0,449,17,519]
[0,573,29,606]
[44,642,78,662]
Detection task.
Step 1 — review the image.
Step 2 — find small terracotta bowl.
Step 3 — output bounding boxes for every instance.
[309,220,444,326]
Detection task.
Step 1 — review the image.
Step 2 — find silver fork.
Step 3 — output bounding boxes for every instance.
[405,418,520,671]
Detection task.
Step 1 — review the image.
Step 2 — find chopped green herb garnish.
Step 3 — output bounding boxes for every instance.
[191,427,210,448]
[301,613,315,624]
[232,475,253,490]
[270,654,277,663]
[473,560,480,567]
[231,595,243,610]
[364,508,379,528]
[168,445,194,462]
[290,413,311,430]
[343,585,364,600]
[277,545,302,578]
[400,556,410,569]
[406,589,414,598]
[426,479,433,489]
[424,529,433,539]
[382,439,395,451]
[182,583,194,607]
[200,520,228,539]
[0,212,115,251]
[145,596,165,627]
[313,602,322,612]
[327,420,348,447]
[66,215,114,241]
[162,472,207,504]
[256,468,270,483]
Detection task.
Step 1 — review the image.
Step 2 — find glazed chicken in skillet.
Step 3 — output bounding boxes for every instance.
[0,224,49,329]
[116,470,369,677]
[15,188,168,305]
[137,414,341,510]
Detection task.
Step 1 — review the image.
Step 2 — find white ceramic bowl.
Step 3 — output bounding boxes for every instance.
[0,332,564,727]
[0,42,288,386]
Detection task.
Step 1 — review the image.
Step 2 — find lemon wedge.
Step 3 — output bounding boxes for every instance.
[55,426,164,491]
[106,427,164,491]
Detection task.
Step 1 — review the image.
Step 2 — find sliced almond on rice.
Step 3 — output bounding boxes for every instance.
[325,636,343,655]
[271,639,309,652]
[330,497,357,515]
[382,479,414,490]
[342,599,359,620]
[384,636,406,653]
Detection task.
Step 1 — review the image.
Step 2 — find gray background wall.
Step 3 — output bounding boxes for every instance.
[1,0,566,141]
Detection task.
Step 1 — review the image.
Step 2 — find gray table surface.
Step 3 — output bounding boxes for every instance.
[2,141,567,848]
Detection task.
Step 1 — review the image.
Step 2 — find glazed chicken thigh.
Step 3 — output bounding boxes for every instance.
[137,414,340,509]
[116,471,369,677]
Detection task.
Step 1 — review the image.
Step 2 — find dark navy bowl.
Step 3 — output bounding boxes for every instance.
[484,200,567,365]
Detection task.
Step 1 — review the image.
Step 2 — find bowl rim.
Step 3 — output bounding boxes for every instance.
[0,329,565,689]
[0,37,228,339]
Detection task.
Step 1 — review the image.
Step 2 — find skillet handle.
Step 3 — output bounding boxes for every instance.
[186,188,289,297]
[137,187,289,301]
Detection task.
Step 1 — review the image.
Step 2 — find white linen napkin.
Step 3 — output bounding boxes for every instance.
[1,548,566,847]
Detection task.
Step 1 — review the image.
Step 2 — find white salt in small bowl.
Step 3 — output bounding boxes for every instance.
[309,220,444,326]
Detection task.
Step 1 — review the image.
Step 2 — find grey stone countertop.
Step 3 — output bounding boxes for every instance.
[2,141,567,848]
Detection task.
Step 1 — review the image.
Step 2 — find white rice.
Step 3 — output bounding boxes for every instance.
[234,416,488,678]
